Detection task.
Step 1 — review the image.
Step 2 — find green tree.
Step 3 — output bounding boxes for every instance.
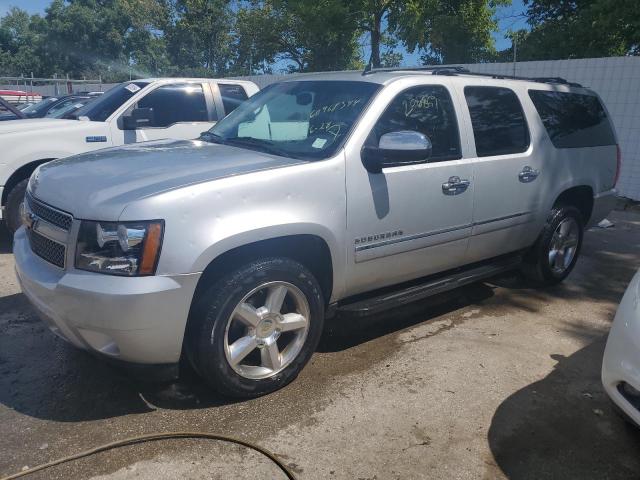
[392,0,509,65]
[41,0,170,81]
[165,0,235,75]
[518,0,640,60]
[233,0,362,73]
[0,8,46,76]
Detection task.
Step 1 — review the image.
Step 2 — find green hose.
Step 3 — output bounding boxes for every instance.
[0,431,296,480]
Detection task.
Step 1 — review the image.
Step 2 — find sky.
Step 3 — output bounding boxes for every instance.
[1,0,530,67]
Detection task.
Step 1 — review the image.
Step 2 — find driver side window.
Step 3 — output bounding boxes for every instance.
[369,85,462,162]
[136,83,209,128]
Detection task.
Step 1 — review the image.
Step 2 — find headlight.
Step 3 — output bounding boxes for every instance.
[75,220,164,276]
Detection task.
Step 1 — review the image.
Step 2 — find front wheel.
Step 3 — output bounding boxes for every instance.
[522,205,584,286]
[186,257,325,398]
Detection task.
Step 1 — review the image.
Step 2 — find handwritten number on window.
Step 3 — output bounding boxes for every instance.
[403,95,439,117]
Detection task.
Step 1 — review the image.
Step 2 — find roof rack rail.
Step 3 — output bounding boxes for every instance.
[361,64,583,87]
[531,76,583,87]
[463,71,583,87]
[362,65,470,76]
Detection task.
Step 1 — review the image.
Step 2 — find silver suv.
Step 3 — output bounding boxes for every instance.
[14,67,619,398]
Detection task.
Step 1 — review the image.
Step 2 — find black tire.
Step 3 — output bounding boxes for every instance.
[5,178,28,235]
[521,205,584,286]
[186,257,325,398]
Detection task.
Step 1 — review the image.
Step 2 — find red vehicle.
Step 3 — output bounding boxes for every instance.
[0,89,42,105]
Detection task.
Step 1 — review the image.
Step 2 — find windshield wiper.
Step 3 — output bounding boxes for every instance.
[225,137,294,158]
[199,131,226,144]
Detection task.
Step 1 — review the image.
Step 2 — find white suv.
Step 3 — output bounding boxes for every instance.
[14,67,619,398]
[0,78,259,233]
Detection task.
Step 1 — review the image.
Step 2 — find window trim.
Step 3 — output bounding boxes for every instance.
[464,85,531,158]
[365,83,463,165]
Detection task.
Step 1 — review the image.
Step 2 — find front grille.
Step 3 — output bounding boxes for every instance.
[26,193,73,231]
[28,229,66,268]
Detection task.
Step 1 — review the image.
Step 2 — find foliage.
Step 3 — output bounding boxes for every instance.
[392,0,510,65]
[0,0,635,81]
[515,0,640,60]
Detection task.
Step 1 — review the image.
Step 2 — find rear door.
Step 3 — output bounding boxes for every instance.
[460,84,545,263]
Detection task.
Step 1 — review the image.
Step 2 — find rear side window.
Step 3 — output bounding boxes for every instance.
[369,85,461,162]
[137,83,208,128]
[220,84,248,115]
[528,90,616,148]
[464,86,530,157]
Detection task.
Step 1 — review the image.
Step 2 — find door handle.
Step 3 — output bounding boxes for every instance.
[442,176,471,195]
[519,166,540,183]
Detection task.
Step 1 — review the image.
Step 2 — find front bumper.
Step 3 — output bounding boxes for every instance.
[14,227,201,365]
[602,271,640,427]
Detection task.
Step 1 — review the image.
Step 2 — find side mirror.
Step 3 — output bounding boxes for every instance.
[361,130,432,174]
[122,107,154,130]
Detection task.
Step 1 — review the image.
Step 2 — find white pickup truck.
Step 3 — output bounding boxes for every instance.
[0,78,259,233]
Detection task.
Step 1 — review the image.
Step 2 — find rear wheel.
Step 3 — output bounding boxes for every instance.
[186,257,324,398]
[5,178,28,235]
[522,205,584,286]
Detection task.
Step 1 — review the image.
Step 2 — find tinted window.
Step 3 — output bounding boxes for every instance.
[528,90,615,148]
[465,86,530,157]
[220,84,248,114]
[45,97,87,117]
[54,99,92,119]
[138,83,208,127]
[21,97,58,116]
[73,82,149,121]
[369,85,461,162]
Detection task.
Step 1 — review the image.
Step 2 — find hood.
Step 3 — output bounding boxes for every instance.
[0,118,81,135]
[29,139,305,219]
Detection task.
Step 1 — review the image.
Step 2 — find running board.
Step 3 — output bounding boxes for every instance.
[335,254,522,317]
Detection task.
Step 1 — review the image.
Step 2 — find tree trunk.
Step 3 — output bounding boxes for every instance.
[369,10,383,68]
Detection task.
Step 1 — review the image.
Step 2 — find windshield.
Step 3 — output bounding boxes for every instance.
[20,97,58,115]
[70,81,148,121]
[46,97,91,118]
[205,80,380,160]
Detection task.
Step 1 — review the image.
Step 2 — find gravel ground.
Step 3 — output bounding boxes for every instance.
[1,210,640,480]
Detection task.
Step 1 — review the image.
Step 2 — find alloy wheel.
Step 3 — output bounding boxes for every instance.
[223,281,310,380]
[548,217,580,276]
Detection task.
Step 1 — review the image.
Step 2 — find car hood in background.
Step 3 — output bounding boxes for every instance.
[29,139,305,219]
[0,118,82,134]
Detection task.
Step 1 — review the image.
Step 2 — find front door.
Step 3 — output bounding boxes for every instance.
[111,82,217,145]
[344,83,475,297]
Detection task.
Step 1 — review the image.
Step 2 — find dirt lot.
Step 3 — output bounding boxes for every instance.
[1,211,640,480]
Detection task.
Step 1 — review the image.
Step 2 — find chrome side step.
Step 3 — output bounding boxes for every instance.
[336,253,522,317]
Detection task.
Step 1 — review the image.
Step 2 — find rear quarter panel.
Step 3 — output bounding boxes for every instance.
[521,85,617,224]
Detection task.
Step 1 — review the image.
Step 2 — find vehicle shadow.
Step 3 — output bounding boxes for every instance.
[487,335,640,479]
[0,281,499,421]
[318,281,496,353]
